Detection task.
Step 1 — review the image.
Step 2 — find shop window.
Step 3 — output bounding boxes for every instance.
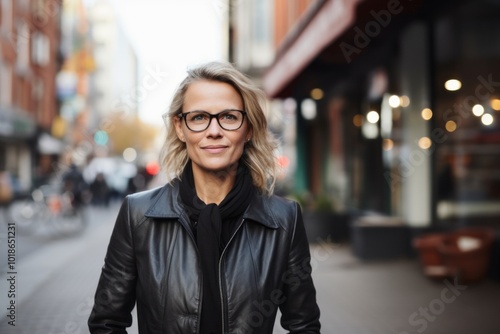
[32,32,50,66]
[0,62,12,106]
[434,2,500,222]
[15,20,30,73]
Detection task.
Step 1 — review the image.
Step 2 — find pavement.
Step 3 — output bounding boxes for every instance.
[1,202,500,334]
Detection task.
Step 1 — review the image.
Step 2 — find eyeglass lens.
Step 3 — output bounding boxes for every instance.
[183,110,244,131]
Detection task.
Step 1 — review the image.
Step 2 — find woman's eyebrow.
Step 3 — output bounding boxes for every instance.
[183,108,243,113]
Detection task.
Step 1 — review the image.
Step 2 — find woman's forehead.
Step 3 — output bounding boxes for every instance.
[183,80,243,110]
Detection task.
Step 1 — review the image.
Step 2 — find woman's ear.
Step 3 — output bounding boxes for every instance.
[173,116,186,142]
[246,127,253,142]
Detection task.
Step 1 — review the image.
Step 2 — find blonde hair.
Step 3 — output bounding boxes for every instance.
[159,61,279,195]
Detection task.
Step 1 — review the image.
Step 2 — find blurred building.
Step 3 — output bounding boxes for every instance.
[230,0,276,79]
[56,0,138,166]
[231,0,500,233]
[56,0,95,164]
[0,0,135,193]
[0,0,63,193]
[230,0,316,189]
[88,0,138,129]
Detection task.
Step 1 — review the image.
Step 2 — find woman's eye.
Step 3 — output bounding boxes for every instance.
[221,113,237,120]
[191,114,208,121]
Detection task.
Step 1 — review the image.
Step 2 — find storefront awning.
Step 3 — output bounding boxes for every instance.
[263,0,360,98]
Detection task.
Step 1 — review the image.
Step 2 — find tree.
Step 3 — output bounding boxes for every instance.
[104,112,160,155]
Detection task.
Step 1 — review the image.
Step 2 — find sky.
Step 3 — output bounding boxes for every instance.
[107,0,229,125]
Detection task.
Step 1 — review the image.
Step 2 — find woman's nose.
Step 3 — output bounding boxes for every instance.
[206,117,223,134]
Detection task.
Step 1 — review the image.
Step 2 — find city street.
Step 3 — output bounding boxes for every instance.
[1,202,499,334]
[2,0,500,333]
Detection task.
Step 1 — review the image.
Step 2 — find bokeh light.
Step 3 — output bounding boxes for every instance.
[310,88,324,100]
[383,139,394,151]
[388,95,401,108]
[400,95,410,107]
[481,114,494,126]
[353,114,363,127]
[472,104,484,117]
[366,111,380,123]
[418,137,432,149]
[445,120,457,132]
[490,98,500,111]
[444,79,462,91]
[421,108,433,120]
[123,147,137,162]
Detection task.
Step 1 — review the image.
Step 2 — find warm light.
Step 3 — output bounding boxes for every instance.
[145,161,160,175]
[472,104,484,117]
[310,88,324,100]
[123,147,137,162]
[491,98,500,111]
[277,155,290,168]
[362,122,378,139]
[388,95,401,108]
[421,108,433,120]
[366,111,380,123]
[418,137,432,149]
[301,99,317,120]
[445,120,457,132]
[383,139,394,151]
[481,114,494,126]
[51,116,66,138]
[400,95,410,107]
[353,114,363,127]
[444,79,462,91]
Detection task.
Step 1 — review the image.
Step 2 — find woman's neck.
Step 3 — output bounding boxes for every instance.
[192,165,238,205]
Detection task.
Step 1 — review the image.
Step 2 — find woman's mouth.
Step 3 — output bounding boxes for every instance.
[203,145,227,154]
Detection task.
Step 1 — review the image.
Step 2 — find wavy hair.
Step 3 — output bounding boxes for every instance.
[159,61,279,195]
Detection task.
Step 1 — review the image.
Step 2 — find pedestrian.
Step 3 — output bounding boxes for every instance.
[89,172,110,207]
[62,163,88,208]
[88,61,321,333]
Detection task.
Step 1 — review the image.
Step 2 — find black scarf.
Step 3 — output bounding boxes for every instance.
[179,161,254,334]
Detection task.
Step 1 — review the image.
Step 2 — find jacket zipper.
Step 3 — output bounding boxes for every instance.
[218,218,245,334]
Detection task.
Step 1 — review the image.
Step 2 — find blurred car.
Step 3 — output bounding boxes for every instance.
[83,157,137,199]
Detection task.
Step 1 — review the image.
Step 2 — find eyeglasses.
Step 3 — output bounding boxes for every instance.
[179,109,246,132]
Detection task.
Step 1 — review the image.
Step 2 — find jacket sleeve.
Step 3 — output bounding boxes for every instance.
[279,202,321,333]
[88,197,138,333]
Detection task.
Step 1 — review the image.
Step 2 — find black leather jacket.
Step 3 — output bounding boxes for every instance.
[88,181,321,334]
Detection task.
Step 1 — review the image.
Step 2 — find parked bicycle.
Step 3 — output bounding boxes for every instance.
[8,184,89,236]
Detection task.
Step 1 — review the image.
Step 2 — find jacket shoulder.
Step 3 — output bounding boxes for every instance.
[126,185,165,209]
[123,183,180,220]
[246,193,300,231]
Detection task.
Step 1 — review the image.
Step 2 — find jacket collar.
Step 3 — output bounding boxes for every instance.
[144,181,279,229]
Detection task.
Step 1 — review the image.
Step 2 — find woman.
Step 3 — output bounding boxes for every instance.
[88,61,321,333]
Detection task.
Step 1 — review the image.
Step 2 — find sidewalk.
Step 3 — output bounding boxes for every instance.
[309,241,500,334]
[0,203,138,334]
[1,203,500,333]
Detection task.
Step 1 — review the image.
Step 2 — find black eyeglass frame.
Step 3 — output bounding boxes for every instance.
[178,109,247,132]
